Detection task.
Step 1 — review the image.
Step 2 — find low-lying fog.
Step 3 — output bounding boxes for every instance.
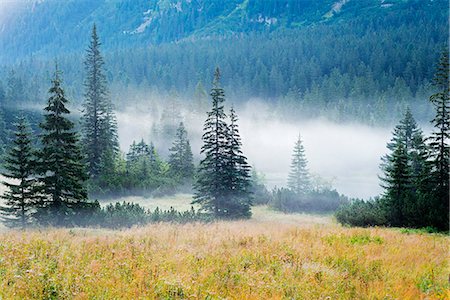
[116,100,397,199]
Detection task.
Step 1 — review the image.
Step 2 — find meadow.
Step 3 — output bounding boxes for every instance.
[0,195,448,299]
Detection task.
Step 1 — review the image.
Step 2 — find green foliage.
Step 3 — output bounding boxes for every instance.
[82,24,119,178]
[1,0,447,124]
[34,66,91,227]
[427,49,449,231]
[335,199,387,227]
[337,55,449,231]
[287,134,311,194]
[194,68,252,219]
[102,202,148,228]
[168,122,195,183]
[250,168,272,205]
[88,139,181,198]
[270,188,345,214]
[0,115,38,228]
[90,202,210,229]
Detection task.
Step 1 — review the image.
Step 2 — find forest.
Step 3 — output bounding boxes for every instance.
[0,1,448,298]
[0,25,448,231]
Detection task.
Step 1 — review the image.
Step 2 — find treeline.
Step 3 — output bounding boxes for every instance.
[336,51,449,231]
[79,202,210,229]
[0,25,256,227]
[0,1,447,124]
[91,122,195,197]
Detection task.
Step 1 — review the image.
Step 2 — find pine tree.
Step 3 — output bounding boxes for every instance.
[82,24,119,178]
[380,108,431,227]
[287,134,311,194]
[193,80,208,114]
[35,66,89,227]
[381,143,413,227]
[428,50,449,230]
[6,70,25,105]
[224,106,252,218]
[160,89,182,139]
[168,122,194,181]
[193,68,230,218]
[0,115,37,228]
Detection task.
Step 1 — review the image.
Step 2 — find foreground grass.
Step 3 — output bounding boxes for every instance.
[0,220,448,299]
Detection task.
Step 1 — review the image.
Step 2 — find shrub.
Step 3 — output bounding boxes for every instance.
[335,198,387,227]
[270,188,346,213]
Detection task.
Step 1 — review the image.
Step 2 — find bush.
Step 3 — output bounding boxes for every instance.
[335,198,387,227]
[270,188,346,213]
[86,202,211,229]
[102,202,149,228]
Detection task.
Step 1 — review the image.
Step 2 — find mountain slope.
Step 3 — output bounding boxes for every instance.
[0,0,446,63]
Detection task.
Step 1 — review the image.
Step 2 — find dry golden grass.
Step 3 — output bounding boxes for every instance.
[0,219,448,299]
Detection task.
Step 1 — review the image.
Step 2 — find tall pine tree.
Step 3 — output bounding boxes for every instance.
[287,134,311,195]
[380,108,432,227]
[381,143,413,227]
[82,24,119,178]
[168,122,194,181]
[194,69,252,219]
[224,106,252,218]
[428,50,449,230]
[193,68,231,218]
[0,115,37,228]
[35,66,89,227]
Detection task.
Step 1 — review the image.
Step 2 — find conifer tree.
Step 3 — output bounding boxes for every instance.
[193,68,230,218]
[35,66,89,227]
[82,24,119,178]
[168,122,194,181]
[0,115,37,228]
[381,143,413,227]
[193,80,208,113]
[224,106,252,218]
[287,134,311,194]
[428,50,449,230]
[380,108,431,227]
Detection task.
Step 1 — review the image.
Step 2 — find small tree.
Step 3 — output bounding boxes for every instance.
[168,122,194,181]
[287,134,311,194]
[0,115,37,228]
[35,66,89,227]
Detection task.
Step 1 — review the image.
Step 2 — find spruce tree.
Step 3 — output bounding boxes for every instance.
[225,106,252,218]
[193,68,230,218]
[82,24,119,178]
[193,80,208,114]
[287,134,311,194]
[381,143,413,227]
[0,115,37,228]
[428,50,449,230]
[168,122,194,181]
[380,108,431,227]
[35,66,89,227]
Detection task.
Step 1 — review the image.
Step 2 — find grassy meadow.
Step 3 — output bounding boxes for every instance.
[0,194,448,299]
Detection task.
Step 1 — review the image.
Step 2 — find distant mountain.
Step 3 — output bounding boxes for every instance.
[0,0,447,124]
[0,0,446,63]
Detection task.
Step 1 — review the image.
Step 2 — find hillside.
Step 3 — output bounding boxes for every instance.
[2,0,444,61]
[0,0,447,126]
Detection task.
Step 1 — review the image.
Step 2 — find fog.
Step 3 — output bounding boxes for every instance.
[116,99,396,199]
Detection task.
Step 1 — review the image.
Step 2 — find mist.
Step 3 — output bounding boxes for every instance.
[115,98,398,199]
